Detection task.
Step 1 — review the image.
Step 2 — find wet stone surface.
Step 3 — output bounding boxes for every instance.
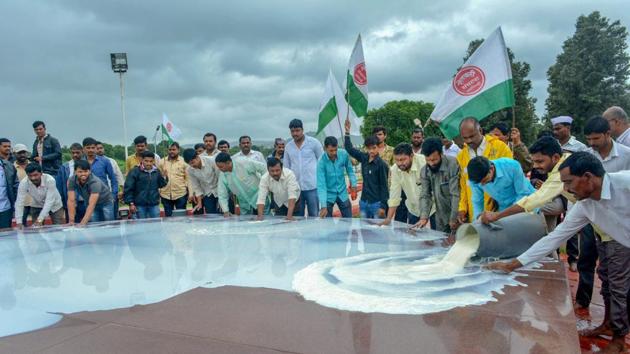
[0,217,579,353]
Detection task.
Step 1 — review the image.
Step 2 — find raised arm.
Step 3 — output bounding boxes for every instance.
[344,135,366,163]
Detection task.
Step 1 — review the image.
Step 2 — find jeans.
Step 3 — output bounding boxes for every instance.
[30,207,66,225]
[360,200,382,219]
[429,214,437,230]
[0,209,12,229]
[394,191,408,223]
[326,197,352,218]
[275,205,288,216]
[575,224,598,308]
[203,195,220,214]
[136,205,161,219]
[162,195,188,217]
[76,202,86,223]
[113,198,120,220]
[21,206,30,225]
[567,235,580,264]
[407,213,420,225]
[70,201,87,223]
[597,239,630,336]
[296,189,319,217]
[90,203,115,223]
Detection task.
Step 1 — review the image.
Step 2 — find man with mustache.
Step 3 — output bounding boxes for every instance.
[410,137,460,233]
[486,152,630,354]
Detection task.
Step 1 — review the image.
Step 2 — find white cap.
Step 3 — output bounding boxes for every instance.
[13,144,28,153]
[551,116,573,125]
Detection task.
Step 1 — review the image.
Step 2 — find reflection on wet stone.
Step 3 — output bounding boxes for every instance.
[0,217,557,342]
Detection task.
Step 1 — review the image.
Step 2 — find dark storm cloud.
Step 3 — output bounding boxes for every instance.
[1,0,629,147]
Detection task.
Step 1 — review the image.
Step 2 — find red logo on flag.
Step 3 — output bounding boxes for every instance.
[453,66,485,96]
[166,122,173,133]
[354,62,367,85]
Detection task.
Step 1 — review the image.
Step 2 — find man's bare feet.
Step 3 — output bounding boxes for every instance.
[600,336,627,353]
[579,322,613,338]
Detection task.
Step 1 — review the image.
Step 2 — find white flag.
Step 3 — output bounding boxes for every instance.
[429,27,514,139]
[318,70,361,138]
[346,34,368,118]
[161,113,182,143]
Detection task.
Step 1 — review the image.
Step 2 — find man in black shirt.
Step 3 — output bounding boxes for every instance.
[31,120,62,176]
[344,120,389,219]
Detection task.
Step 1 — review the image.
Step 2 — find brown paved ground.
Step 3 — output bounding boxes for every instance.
[0,260,579,354]
[565,255,630,353]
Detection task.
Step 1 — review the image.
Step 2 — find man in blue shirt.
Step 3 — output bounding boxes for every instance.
[467,156,535,221]
[317,136,357,218]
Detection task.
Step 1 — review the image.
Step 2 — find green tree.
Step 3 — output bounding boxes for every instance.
[361,100,438,147]
[462,40,539,144]
[545,11,630,141]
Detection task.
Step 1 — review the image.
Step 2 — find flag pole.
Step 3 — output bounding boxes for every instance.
[511,107,516,130]
[344,86,351,127]
[153,125,160,153]
[336,109,345,141]
[423,117,432,129]
[342,76,351,141]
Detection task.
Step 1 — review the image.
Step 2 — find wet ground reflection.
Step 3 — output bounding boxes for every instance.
[0,217,517,338]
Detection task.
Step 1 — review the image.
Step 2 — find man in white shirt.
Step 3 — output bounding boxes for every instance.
[486,152,630,353]
[284,119,324,217]
[183,148,221,214]
[571,116,630,311]
[442,138,461,158]
[551,115,588,153]
[201,132,220,157]
[232,135,266,163]
[583,116,630,347]
[551,114,588,271]
[411,128,424,155]
[603,106,630,147]
[256,157,300,221]
[586,116,630,174]
[15,163,65,228]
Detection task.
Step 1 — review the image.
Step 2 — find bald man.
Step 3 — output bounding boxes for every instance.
[455,117,513,223]
[603,106,630,147]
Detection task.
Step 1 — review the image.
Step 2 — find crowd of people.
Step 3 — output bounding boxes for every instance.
[1,106,630,351]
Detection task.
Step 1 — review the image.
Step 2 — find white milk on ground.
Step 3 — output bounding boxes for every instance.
[292,228,524,315]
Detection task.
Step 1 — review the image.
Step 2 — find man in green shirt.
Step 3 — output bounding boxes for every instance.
[215,152,267,216]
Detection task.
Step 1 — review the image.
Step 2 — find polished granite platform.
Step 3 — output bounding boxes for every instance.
[0,216,580,353]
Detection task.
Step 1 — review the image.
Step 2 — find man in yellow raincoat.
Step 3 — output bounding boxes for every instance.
[456,117,513,224]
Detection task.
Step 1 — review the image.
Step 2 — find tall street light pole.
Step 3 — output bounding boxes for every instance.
[110,53,129,167]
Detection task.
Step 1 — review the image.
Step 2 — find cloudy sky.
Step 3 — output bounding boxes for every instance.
[2,0,629,147]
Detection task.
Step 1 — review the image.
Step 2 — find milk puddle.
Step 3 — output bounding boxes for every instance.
[293,230,525,314]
